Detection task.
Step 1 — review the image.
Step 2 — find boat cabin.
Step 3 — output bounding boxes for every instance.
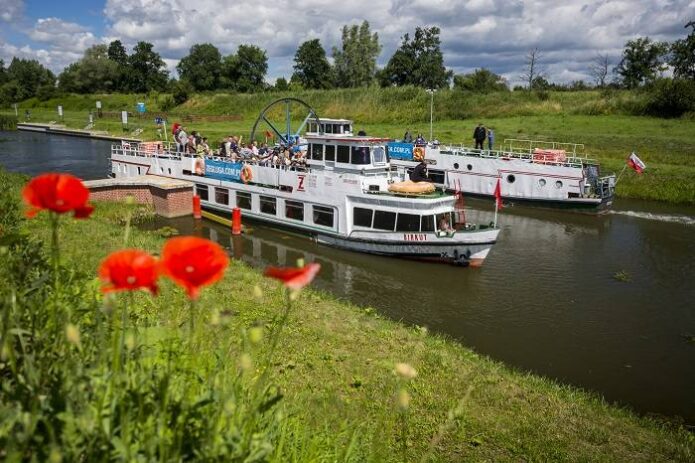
[306,118,354,136]
[305,134,392,173]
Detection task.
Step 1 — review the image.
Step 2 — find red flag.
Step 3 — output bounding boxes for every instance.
[264,130,273,138]
[627,152,645,174]
[494,178,503,211]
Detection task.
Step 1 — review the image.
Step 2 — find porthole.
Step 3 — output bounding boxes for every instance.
[168,168,172,175]
[453,163,459,169]
[539,178,546,187]
[507,174,515,183]
[555,180,563,189]
[467,164,473,171]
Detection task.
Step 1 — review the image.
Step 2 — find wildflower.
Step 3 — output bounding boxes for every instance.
[263,262,321,291]
[398,388,411,410]
[22,173,93,219]
[98,249,159,294]
[160,236,229,299]
[249,326,263,345]
[395,363,418,380]
[65,323,81,348]
[253,285,263,300]
[239,353,253,371]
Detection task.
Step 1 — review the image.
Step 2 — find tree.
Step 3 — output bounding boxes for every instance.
[221,45,268,92]
[0,59,7,86]
[453,68,508,93]
[58,44,119,93]
[291,39,333,89]
[670,22,695,80]
[521,48,544,89]
[379,26,452,89]
[6,58,55,100]
[332,21,381,87]
[615,37,668,89]
[589,53,610,87]
[127,41,169,93]
[274,77,289,91]
[108,40,130,91]
[177,43,222,91]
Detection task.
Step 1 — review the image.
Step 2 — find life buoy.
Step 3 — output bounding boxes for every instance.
[413,146,425,161]
[241,165,253,184]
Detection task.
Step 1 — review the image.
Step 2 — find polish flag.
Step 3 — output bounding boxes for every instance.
[265,130,274,138]
[627,152,646,174]
[494,178,503,211]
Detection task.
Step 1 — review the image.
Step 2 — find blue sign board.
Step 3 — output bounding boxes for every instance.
[154,117,163,124]
[204,159,242,182]
[386,142,414,161]
[136,102,146,113]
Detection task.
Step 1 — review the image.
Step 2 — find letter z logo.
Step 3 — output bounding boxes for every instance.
[297,175,306,191]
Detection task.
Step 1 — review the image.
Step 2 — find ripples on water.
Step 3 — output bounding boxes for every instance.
[608,210,695,226]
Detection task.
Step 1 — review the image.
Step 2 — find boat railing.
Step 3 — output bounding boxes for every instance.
[437,144,590,168]
[503,138,586,157]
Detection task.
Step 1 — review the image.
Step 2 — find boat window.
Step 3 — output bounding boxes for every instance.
[539,178,547,187]
[324,124,333,134]
[285,200,304,221]
[214,187,229,205]
[351,146,370,165]
[421,215,435,232]
[195,184,209,201]
[312,205,334,227]
[236,191,251,210]
[260,196,277,215]
[308,123,317,133]
[437,213,454,232]
[507,174,516,183]
[555,180,563,189]
[396,213,420,232]
[337,145,350,163]
[372,147,386,164]
[353,207,373,227]
[343,124,351,133]
[310,143,323,161]
[373,210,396,231]
[325,145,335,161]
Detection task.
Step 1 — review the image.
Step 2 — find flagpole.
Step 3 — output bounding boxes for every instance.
[615,164,628,185]
[494,205,498,228]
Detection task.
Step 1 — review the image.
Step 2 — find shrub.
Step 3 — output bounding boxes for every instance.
[644,78,695,118]
[172,80,194,105]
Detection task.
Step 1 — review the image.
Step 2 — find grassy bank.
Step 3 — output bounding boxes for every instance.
[1,169,693,461]
[2,88,694,204]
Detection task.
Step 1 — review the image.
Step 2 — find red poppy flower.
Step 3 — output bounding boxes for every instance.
[98,249,159,294]
[264,263,321,291]
[160,236,229,299]
[22,173,94,219]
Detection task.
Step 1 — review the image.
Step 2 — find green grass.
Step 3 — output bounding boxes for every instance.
[2,169,693,461]
[2,88,694,204]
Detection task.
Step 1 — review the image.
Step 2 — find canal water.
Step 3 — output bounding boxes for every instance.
[2,130,694,423]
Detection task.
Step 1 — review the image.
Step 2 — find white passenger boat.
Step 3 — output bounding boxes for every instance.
[308,119,616,212]
[109,134,500,267]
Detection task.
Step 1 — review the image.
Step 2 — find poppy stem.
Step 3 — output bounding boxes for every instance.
[49,212,61,331]
[189,299,196,340]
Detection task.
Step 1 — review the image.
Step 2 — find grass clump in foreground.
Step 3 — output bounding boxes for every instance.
[1,168,694,461]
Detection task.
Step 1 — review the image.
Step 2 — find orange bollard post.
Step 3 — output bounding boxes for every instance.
[192,195,202,219]
[232,207,242,235]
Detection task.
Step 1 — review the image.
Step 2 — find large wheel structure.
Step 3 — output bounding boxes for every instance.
[250,97,322,145]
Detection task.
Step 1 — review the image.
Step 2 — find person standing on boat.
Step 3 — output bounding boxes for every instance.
[487,127,495,151]
[410,160,431,182]
[177,126,188,153]
[403,130,413,143]
[473,123,486,150]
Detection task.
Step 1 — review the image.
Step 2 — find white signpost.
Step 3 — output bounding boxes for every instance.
[57,105,63,120]
[121,110,128,131]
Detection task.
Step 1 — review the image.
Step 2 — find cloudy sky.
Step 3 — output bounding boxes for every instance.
[0,0,692,86]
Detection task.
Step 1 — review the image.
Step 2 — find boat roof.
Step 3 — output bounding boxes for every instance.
[305,134,392,143]
[315,118,353,124]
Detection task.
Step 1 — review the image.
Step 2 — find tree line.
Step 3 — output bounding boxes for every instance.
[0,20,693,114]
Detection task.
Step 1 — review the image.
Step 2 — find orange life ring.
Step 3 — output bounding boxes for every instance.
[240,165,253,184]
[413,146,425,161]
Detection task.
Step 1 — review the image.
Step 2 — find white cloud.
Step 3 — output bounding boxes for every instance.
[0,0,23,22]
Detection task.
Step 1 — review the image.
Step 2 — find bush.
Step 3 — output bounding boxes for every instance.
[159,95,176,112]
[645,78,695,118]
[172,80,194,105]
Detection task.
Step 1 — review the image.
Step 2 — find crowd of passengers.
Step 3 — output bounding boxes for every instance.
[171,122,308,168]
